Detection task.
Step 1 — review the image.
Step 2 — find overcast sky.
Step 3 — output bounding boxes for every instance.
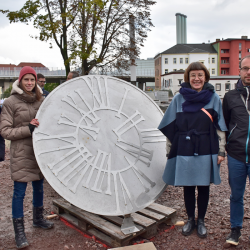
[0,0,249,69]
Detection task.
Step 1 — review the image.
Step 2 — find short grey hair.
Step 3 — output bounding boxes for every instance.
[70,71,80,78]
[240,55,250,68]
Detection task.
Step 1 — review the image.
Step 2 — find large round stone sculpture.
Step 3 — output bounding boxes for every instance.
[33,75,167,216]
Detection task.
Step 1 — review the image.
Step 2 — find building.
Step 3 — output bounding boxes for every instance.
[161,71,239,98]
[212,36,250,76]
[90,58,155,89]
[154,44,218,89]
[0,62,65,92]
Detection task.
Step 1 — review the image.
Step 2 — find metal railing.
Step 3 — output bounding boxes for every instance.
[89,68,155,77]
[0,67,155,78]
[0,67,66,77]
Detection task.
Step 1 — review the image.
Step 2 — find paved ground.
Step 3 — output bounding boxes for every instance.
[1,150,250,249]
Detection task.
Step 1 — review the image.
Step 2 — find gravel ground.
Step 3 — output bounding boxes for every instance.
[1,150,250,250]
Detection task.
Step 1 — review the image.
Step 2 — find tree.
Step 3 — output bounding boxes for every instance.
[1,0,156,75]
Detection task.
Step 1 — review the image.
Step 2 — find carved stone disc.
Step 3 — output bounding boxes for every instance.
[33,75,167,216]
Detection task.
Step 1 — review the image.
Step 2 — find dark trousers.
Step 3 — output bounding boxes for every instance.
[12,179,44,218]
[184,186,210,219]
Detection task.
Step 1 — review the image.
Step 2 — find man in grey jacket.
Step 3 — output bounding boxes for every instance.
[223,55,250,246]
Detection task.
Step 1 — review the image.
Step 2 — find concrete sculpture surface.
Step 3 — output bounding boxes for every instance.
[33,75,167,216]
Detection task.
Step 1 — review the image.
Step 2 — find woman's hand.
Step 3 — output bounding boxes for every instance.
[30,119,39,127]
[217,156,225,165]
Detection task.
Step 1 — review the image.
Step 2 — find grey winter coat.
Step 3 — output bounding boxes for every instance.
[0,80,43,182]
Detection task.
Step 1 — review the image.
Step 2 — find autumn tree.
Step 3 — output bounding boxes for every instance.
[1,0,156,75]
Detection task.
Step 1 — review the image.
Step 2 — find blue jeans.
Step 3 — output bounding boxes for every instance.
[12,179,44,219]
[228,155,250,228]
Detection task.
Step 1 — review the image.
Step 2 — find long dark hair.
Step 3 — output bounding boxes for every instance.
[19,78,42,101]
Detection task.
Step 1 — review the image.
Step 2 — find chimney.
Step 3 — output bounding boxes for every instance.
[241,36,248,39]
[175,13,187,44]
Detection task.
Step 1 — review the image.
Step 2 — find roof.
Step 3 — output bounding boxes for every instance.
[0,64,17,69]
[155,44,217,58]
[17,62,46,68]
[220,38,250,42]
[161,69,185,76]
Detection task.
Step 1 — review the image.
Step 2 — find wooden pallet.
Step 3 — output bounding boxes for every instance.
[53,198,176,248]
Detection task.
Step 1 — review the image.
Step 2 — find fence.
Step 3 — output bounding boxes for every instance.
[0,67,155,78]
[0,67,66,77]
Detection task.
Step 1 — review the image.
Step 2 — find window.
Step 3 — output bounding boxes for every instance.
[216,83,221,91]
[221,49,229,53]
[248,49,250,52]
[225,83,231,91]
[221,70,227,75]
[178,79,183,85]
[173,69,177,72]
[165,80,169,87]
[212,58,215,63]
[185,58,189,64]
[180,58,183,64]
[199,60,204,64]
[239,52,242,60]
[239,43,242,50]
[208,58,210,63]
[165,58,168,64]
[173,58,176,64]
[165,69,168,74]
[212,68,215,75]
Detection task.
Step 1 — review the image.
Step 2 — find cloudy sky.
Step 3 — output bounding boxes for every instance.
[0,0,249,69]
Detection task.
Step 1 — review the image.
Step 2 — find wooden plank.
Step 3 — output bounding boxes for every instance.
[103,214,156,229]
[137,208,165,222]
[147,203,176,217]
[109,242,157,250]
[102,216,123,226]
[88,228,121,248]
[131,213,156,228]
[60,213,88,231]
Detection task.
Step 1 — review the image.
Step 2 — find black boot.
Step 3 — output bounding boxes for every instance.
[182,217,195,236]
[197,218,207,238]
[33,206,54,230]
[13,218,29,249]
[227,227,241,245]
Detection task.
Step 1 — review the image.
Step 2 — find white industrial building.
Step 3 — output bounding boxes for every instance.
[154,44,218,89]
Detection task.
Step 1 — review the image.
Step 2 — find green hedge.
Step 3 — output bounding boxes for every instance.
[3,85,12,98]
[44,83,60,92]
[2,82,60,99]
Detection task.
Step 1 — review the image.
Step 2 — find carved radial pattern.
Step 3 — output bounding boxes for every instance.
[33,76,167,216]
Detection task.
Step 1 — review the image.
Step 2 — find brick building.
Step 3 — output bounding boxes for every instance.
[212,36,250,75]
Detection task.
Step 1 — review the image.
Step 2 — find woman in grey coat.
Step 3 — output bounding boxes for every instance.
[0,66,54,249]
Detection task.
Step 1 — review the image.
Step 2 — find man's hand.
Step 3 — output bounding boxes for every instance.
[217,156,225,165]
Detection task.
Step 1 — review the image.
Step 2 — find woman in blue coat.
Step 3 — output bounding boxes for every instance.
[158,62,227,238]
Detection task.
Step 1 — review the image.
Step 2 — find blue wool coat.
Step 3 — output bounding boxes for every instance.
[158,92,227,186]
